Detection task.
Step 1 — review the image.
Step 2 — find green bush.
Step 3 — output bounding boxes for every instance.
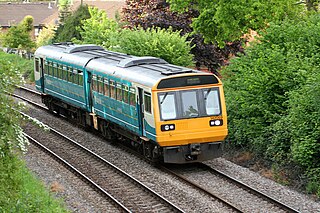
[221,14,320,196]
[110,27,194,67]
[76,7,194,67]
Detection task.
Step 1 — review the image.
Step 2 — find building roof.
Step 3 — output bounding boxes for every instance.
[0,2,58,27]
[0,1,125,27]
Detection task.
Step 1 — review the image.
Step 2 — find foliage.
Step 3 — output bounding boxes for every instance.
[76,7,194,66]
[221,14,320,196]
[111,27,194,67]
[0,16,35,50]
[0,155,69,212]
[58,0,72,23]
[168,0,304,47]
[0,51,67,211]
[36,25,56,48]
[53,5,91,43]
[74,7,119,47]
[19,15,34,32]
[122,0,242,72]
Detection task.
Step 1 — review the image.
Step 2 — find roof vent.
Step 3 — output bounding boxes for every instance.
[161,69,194,75]
[63,44,104,54]
[117,56,167,68]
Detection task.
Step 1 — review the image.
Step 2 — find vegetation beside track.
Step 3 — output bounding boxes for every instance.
[222,14,320,197]
[0,51,68,212]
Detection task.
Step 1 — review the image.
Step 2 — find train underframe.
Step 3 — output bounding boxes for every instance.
[42,95,163,162]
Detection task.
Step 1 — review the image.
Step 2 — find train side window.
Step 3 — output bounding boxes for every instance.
[104,78,109,96]
[62,65,68,81]
[68,67,73,83]
[129,87,136,106]
[44,61,49,74]
[47,61,51,75]
[98,76,104,94]
[116,83,122,101]
[92,75,97,91]
[53,63,58,77]
[123,85,129,104]
[78,70,83,86]
[58,65,61,79]
[35,58,39,73]
[110,80,116,99]
[144,92,152,114]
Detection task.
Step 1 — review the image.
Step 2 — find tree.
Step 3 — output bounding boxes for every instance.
[221,14,320,196]
[74,6,119,47]
[0,16,35,50]
[36,25,55,48]
[53,5,91,43]
[122,0,242,72]
[168,0,304,46]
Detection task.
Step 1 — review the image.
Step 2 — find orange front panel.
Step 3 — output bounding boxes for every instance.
[156,117,228,146]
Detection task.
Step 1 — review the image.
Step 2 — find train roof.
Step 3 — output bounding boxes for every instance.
[34,43,217,88]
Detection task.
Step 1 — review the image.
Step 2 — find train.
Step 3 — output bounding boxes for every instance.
[34,43,228,164]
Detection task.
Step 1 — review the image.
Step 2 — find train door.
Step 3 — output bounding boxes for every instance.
[137,87,146,137]
[39,58,45,92]
[34,57,45,92]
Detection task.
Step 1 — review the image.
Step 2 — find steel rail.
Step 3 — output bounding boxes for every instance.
[197,163,300,213]
[23,132,131,212]
[159,165,244,213]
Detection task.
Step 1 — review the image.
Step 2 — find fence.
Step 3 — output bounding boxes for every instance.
[1,47,34,60]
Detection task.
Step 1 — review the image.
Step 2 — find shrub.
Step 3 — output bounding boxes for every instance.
[221,14,320,196]
[110,27,194,67]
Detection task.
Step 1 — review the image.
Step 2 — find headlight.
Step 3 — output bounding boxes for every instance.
[209,119,223,127]
[161,124,175,131]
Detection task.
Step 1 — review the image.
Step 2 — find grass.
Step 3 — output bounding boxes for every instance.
[0,50,34,82]
[0,154,69,212]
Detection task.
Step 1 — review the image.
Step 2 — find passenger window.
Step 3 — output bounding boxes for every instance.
[129,87,136,106]
[110,80,116,99]
[61,65,67,81]
[104,78,109,96]
[144,92,152,113]
[116,83,122,101]
[123,86,129,104]
[92,75,97,91]
[97,76,104,94]
[35,58,39,73]
[44,61,49,74]
[78,71,83,86]
[53,63,58,77]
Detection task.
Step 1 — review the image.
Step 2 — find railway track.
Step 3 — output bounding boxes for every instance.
[14,86,301,212]
[162,163,300,213]
[22,115,184,212]
[15,86,184,212]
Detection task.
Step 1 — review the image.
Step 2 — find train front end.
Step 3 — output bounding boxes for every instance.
[153,74,228,164]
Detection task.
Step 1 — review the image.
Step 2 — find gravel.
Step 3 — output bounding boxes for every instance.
[18,85,320,212]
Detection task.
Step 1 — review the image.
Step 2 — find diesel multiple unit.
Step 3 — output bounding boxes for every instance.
[34,43,228,163]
